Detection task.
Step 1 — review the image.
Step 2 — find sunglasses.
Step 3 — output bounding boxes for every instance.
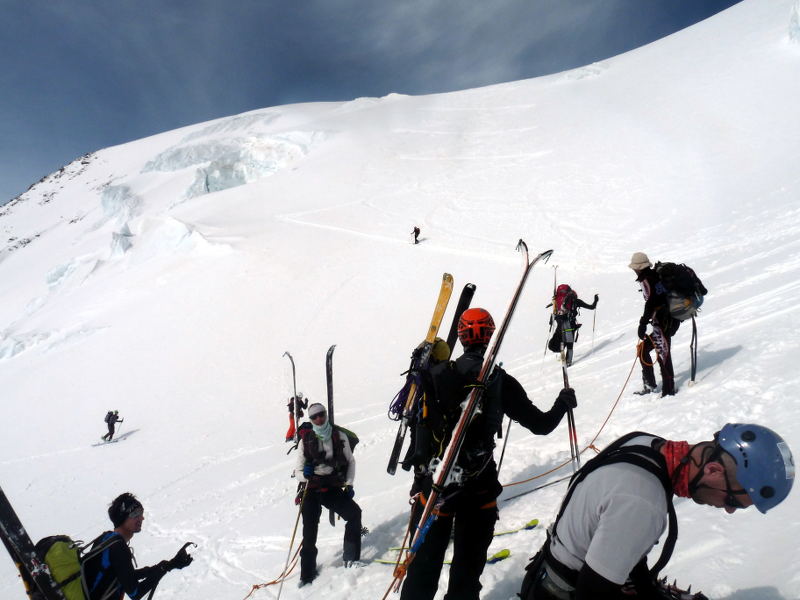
[310,412,327,421]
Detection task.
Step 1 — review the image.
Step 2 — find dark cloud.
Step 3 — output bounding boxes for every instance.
[0,0,740,203]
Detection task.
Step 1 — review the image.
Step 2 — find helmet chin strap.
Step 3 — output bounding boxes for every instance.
[687,445,722,496]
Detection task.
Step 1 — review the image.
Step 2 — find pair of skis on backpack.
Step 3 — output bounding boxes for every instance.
[385,273,477,476]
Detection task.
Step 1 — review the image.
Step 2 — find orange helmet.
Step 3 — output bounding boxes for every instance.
[457,308,495,347]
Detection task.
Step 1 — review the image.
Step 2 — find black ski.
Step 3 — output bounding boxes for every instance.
[326,344,336,527]
[383,242,552,595]
[444,283,476,358]
[0,486,65,600]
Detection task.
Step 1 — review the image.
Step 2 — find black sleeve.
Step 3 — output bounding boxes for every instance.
[574,297,596,310]
[107,542,167,600]
[501,375,567,435]
[575,564,624,600]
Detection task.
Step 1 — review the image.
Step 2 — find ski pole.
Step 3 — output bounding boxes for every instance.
[591,307,597,353]
[276,485,308,600]
[544,265,558,358]
[559,344,580,472]
[496,418,513,477]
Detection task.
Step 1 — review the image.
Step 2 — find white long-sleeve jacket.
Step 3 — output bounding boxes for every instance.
[294,429,356,487]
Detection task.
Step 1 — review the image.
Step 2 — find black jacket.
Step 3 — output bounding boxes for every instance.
[83,532,168,600]
[635,267,673,331]
[420,349,567,495]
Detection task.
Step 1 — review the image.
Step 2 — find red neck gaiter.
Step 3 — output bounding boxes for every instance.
[660,440,692,498]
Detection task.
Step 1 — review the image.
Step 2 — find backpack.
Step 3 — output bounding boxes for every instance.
[553,284,577,317]
[654,262,708,321]
[104,412,113,424]
[35,534,120,600]
[409,354,503,476]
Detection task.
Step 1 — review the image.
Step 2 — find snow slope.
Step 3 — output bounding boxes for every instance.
[2,1,800,598]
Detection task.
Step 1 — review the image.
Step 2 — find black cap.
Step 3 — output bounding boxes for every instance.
[108,492,143,527]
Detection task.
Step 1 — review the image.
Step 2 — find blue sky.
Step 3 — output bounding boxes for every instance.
[0,0,741,204]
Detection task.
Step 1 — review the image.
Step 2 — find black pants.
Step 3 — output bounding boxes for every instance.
[400,492,498,600]
[549,318,578,366]
[300,487,362,581]
[102,423,115,441]
[639,324,675,395]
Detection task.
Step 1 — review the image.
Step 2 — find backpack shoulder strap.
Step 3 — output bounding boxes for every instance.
[548,432,678,584]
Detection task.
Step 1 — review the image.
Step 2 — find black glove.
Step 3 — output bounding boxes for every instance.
[295,482,307,505]
[592,294,599,308]
[557,388,577,410]
[637,322,647,340]
[168,542,195,570]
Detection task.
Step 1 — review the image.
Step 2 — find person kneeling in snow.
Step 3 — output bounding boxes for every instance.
[294,403,362,587]
[519,424,795,600]
[82,493,195,599]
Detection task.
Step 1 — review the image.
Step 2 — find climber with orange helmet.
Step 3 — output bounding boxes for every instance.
[400,307,577,600]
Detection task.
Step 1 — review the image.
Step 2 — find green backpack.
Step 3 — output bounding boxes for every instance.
[35,534,120,600]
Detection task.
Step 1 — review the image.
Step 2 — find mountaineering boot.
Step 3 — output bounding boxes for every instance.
[298,569,318,588]
[344,560,368,568]
[633,382,658,396]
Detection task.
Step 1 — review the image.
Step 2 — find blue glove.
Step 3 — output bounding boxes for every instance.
[303,463,314,477]
[344,485,355,499]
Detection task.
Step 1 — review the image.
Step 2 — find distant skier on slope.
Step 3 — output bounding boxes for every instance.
[546,284,598,367]
[629,252,678,396]
[519,423,795,600]
[400,308,577,600]
[82,492,195,600]
[412,226,421,244]
[294,403,362,587]
[101,410,123,442]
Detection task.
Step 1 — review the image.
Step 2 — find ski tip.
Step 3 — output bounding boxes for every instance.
[486,549,511,564]
[524,519,540,529]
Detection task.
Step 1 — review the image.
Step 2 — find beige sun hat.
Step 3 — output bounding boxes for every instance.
[628,252,652,271]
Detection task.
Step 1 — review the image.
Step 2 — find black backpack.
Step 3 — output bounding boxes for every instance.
[104,411,113,424]
[654,262,708,321]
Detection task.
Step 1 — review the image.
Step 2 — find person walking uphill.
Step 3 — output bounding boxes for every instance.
[294,402,362,587]
[82,493,194,599]
[629,252,678,396]
[547,285,598,367]
[400,307,577,600]
[102,410,124,441]
[519,423,794,600]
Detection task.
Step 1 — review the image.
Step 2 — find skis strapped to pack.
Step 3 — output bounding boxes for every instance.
[444,283,477,358]
[386,274,454,475]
